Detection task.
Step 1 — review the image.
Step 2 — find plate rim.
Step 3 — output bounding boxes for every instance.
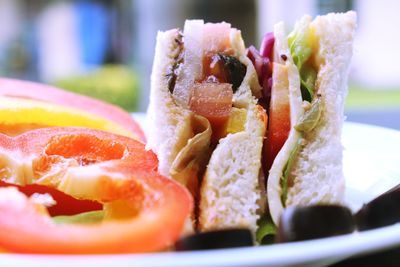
[1,224,400,267]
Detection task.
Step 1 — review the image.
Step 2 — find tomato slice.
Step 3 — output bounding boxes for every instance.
[263,64,291,173]
[189,81,233,142]
[0,128,192,254]
[0,78,145,141]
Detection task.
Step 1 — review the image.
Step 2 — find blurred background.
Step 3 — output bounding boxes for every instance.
[0,0,399,129]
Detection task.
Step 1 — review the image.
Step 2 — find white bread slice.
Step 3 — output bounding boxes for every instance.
[286,12,357,207]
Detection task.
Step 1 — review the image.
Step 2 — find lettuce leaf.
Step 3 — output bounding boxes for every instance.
[288,27,317,102]
[288,30,312,69]
[280,138,303,205]
[300,64,317,101]
[256,214,276,244]
[294,97,322,133]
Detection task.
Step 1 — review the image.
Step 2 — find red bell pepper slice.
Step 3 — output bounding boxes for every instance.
[0,78,146,141]
[0,180,102,216]
[0,128,192,254]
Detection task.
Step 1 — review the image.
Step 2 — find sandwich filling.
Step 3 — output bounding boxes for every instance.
[169,22,249,142]
[246,20,320,242]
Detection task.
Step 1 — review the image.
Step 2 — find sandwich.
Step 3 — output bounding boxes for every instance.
[146,11,357,237]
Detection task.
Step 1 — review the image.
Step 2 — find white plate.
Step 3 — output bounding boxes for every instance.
[1,121,400,267]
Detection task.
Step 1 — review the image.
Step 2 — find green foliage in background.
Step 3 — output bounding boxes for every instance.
[346,85,400,109]
[54,65,139,112]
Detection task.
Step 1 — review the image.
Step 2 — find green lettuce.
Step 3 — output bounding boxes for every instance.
[280,138,303,205]
[256,214,277,244]
[294,97,322,132]
[288,27,317,102]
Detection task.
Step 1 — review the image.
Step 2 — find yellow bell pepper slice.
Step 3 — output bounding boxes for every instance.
[0,96,136,138]
[225,107,247,135]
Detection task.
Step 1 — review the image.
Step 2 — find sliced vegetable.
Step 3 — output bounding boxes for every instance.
[300,64,318,101]
[260,32,275,60]
[189,81,233,129]
[288,29,312,69]
[0,181,102,216]
[218,54,247,91]
[0,78,145,141]
[0,96,136,138]
[203,53,247,92]
[0,128,192,254]
[263,64,291,173]
[280,138,302,204]
[294,96,322,132]
[224,107,247,135]
[288,25,317,102]
[246,46,273,103]
[256,214,276,244]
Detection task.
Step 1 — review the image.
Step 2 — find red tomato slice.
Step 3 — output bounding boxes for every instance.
[189,81,233,143]
[0,78,145,141]
[0,128,192,254]
[189,81,233,128]
[263,65,291,173]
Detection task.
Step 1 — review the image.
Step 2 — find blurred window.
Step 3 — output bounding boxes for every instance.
[317,0,354,13]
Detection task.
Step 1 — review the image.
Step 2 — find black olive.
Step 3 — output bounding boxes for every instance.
[174,228,253,251]
[356,184,400,231]
[218,54,247,92]
[277,205,356,243]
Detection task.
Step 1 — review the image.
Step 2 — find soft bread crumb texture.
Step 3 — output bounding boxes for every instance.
[287,11,357,207]
[199,132,263,233]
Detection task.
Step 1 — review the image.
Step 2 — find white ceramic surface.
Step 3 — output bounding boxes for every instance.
[1,120,400,267]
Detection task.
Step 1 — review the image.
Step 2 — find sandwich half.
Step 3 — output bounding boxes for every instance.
[147,21,265,233]
[147,11,357,236]
[266,12,357,225]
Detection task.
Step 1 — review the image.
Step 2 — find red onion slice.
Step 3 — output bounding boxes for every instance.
[260,32,275,61]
